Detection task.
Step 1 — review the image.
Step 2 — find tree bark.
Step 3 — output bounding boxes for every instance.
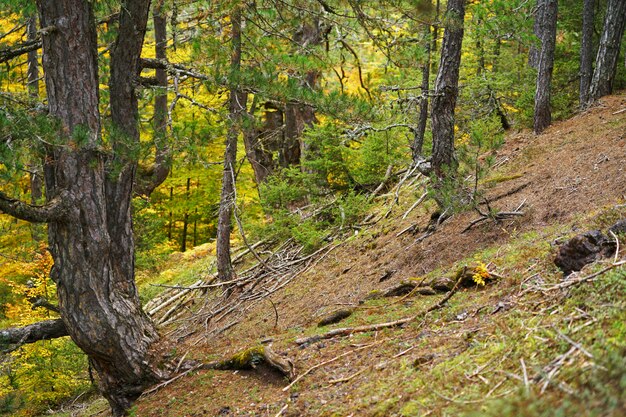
[430,0,465,179]
[528,0,546,69]
[135,0,172,196]
[413,23,431,161]
[533,0,557,134]
[281,20,323,167]
[36,1,169,415]
[588,0,626,102]
[0,319,67,352]
[579,0,595,107]
[217,6,247,282]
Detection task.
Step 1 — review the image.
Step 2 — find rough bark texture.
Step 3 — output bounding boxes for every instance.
[430,0,465,178]
[0,319,67,352]
[533,0,557,134]
[136,0,171,196]
[281,20,322,167]
[528,0,546,69]
[579,0,595,107]
[243,104,277,186]
[37,1,169,415]
[217,7,247,282]
[413,23,431,161]
[588,0,626,101]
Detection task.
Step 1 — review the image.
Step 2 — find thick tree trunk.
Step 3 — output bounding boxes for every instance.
[413,23,431,161]
[431,0,465,179]
[217,7,247,282]
[528,0,546,69]
[588,0,626,102]
[533,0,557,134]
[37,1,169,415]
[579,0,595,107]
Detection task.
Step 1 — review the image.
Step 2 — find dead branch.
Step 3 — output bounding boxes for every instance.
[295,281,460,346]
[462,200,526,233]
[283,340,383,392]
[542,260,625,291]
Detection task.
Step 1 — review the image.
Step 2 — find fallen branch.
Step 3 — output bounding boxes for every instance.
[295,281,460,346]
[542,260,625,291]
[283,340,383,392]
[462,200,526,233]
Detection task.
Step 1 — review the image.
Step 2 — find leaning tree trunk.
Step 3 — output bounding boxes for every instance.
[38,1,169,415]
[431,0,465,179]
[588,0,626,102]
[533,0,557,135]
[579,0,595,107]
[217,6,247,282]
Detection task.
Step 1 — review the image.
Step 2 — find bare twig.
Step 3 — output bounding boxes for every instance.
[283,340,383,392]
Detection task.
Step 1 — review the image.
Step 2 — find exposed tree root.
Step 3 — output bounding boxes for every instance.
[142,346,295,397]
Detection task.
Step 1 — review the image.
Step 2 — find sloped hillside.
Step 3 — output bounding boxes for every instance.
[72,94,625,416]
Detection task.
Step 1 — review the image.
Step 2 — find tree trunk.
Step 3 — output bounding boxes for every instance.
[533,0,557,134]
[431,0,465,179]
[588,0,626,102]
[217,7,247,282]
[181,177,190,252]
[37,1,169,415]
[413,23,431,161]
[135,0,172,196]
[27,14,44,241]
[528,0,545,69]
[281,20,322,167]
[579,0,595,107]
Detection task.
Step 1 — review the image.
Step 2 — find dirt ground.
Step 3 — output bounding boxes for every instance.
[133,93,626,417]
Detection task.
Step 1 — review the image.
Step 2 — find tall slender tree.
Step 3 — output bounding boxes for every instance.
[533,0,557,134]
[216,4,247,283]
[588,0,626,102]
[431,0,466,179]
[579,0,595,107]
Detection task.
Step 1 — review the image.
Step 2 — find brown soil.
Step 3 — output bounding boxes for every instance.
[133,92,626,417]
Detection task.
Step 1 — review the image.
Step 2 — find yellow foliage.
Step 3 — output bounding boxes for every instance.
[472,261,491,286]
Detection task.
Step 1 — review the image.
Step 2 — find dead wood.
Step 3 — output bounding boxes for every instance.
[462,200,526,233]
[283,340,383,392]
[318,308,354,327]
[202,345,295,380]
[295,281,460,346]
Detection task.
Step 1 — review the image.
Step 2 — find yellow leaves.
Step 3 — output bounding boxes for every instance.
[472,260,491,286]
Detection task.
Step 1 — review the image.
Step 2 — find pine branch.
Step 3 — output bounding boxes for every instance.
[0,190,69,223]
[0,319,68,353]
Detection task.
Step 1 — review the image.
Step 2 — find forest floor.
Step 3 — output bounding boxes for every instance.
[57,93,625,416]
